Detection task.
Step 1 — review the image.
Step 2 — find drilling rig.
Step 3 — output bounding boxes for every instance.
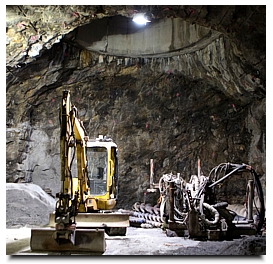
[129,159,265,240]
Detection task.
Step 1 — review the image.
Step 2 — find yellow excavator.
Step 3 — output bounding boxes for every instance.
[30,90,129,254]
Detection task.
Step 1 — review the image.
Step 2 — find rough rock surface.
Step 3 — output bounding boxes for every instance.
[6,5,266,211]
[6,183,55,228]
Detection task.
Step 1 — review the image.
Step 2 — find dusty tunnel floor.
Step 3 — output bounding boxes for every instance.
[6,184,266,257]
[6,225,266,256]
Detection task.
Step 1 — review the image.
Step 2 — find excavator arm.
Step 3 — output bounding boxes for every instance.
[54,90,90,242]
[30,90,106,254]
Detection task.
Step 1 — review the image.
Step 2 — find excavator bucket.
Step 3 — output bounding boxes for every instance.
[48,212,130,236]
[30,228,105,254]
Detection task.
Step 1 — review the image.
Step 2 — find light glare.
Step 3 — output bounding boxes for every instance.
[132,14,150,25]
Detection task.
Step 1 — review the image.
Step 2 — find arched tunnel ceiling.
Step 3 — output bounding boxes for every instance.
[6,5,266,69]
[65,16,222,58]
[6,5,266,105]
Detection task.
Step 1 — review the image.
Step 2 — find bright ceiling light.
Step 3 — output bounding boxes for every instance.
[132,13,151,25]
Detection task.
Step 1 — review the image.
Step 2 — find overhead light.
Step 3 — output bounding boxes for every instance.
[132,13,151,25]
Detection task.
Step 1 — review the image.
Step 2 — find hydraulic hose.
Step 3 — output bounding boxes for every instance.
[250,168,265,233]
[208,164,245,188]
[201,203,220,225]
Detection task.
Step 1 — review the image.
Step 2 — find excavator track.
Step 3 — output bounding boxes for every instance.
[30,228,105,254]
[48,212,129,236]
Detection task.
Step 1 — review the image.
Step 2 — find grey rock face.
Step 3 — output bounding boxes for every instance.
[6,6,266,210]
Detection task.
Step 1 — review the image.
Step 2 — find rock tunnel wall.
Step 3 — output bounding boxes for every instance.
[6,29,265,209]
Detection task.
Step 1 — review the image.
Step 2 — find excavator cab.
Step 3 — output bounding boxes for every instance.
[86,136,119,211]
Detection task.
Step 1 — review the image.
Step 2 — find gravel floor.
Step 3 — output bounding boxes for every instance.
[6,225,266,256]
[5,183,267,259]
